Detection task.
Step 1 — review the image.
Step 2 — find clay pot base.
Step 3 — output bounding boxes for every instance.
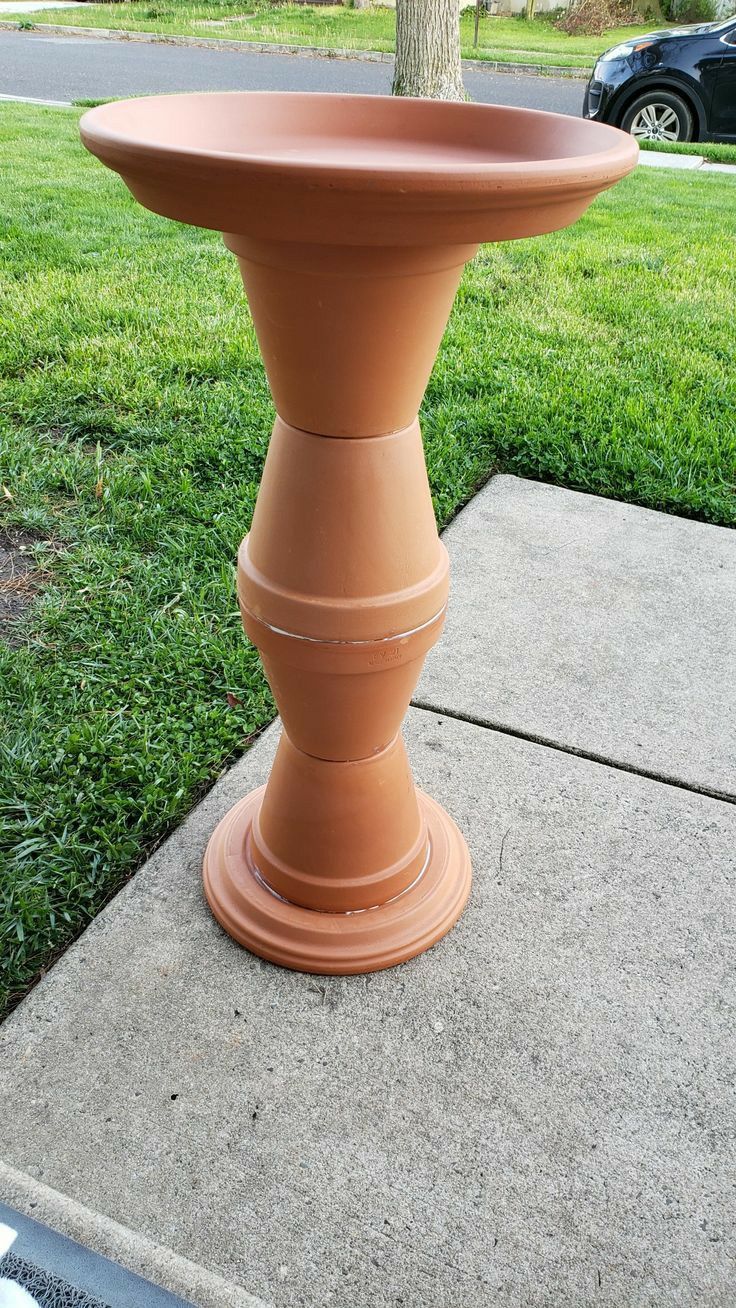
[203,786,471,975]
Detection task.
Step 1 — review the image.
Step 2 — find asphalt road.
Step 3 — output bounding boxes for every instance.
[0,29,585,114]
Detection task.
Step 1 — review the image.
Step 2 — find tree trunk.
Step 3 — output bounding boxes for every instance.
[392,0,467,102]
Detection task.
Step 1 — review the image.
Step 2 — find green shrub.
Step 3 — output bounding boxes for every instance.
[661,0,716,23]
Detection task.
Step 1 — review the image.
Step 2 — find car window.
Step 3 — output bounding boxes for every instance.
[719,21,736,45]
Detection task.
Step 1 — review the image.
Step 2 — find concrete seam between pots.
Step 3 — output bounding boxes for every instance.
[410,699,736,806]
[0,23,592,79]
[255,606,447,647]
[0,1161,272,1308]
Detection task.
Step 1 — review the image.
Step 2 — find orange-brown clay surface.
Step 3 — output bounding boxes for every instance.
[80,92,638,248]
[81,93,637,973]
[202,782,471,975]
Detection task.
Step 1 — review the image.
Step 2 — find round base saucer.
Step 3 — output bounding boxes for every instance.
[203,786,471,975]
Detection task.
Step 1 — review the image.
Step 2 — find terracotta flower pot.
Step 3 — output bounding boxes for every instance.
[81,93,637,974]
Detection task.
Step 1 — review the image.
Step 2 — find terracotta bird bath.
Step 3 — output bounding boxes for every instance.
[81,93,637,974]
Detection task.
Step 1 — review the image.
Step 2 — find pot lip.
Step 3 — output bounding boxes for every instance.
[80,91,638,196]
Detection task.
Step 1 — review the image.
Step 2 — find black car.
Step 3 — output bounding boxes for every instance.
[583,14,736,142]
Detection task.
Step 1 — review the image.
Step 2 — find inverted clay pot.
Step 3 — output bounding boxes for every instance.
[81,93,637,974]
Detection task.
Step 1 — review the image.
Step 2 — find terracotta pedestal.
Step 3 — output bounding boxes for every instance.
[81,93,637,973]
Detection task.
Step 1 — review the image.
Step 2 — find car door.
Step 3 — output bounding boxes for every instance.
[710,24,736,139]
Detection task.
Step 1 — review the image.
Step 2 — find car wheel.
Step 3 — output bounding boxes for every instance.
[620,91,694,143]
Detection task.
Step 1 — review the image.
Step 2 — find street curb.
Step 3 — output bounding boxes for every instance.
[0,20,592,79]
[0,89,71,105]
[0,1160,271,1308]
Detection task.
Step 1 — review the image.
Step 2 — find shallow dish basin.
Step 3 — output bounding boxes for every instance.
[80,91,638,245]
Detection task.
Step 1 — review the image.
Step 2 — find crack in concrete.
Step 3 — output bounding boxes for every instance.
[411,699,736,808]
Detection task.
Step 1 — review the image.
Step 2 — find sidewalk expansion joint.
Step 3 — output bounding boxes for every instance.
[411,698,736,807]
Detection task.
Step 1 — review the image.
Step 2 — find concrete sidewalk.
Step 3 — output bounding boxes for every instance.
[639,151,736,174]
[1,476,734,1307]
[418,477,736,798]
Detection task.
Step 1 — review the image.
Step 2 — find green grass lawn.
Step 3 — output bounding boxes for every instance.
[1,102,735,1017]
[12,4,654,68]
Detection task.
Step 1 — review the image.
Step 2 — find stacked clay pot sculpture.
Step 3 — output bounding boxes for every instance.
[81,93,637,973]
